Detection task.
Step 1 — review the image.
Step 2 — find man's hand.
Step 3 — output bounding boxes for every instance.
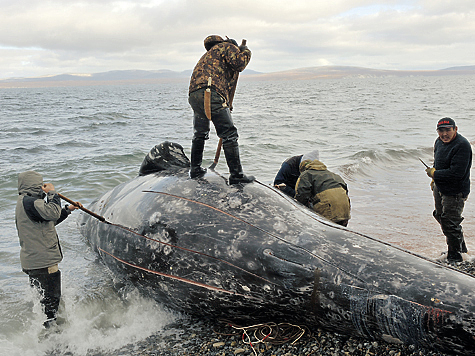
[274,183,286,190]
[42,183,55,193]
[225,37,238,47]
[425,167,436,178]
[68,202,83,211]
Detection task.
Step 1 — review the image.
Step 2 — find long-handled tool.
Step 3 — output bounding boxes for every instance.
[209,138,223,170]
[58,193,108,223]
[208,38,246,170]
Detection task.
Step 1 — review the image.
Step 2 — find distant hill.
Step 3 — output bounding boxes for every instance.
[242,65,475,81]
[441,65,475,71]
[1,66,474,88]
[3,69,191,83]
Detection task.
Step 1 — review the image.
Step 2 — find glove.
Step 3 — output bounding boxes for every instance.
[226,38,238,47]
[425,167,436,178]
[239,45,248,52]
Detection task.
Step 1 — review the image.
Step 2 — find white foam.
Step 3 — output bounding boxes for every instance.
[1,283,178,356]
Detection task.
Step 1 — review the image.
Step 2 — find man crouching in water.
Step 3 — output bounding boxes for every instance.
[15,171,82,328]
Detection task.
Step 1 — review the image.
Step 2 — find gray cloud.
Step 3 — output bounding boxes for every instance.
[0,0,474,79]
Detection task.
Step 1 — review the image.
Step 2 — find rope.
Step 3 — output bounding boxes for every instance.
[215,319,310,356]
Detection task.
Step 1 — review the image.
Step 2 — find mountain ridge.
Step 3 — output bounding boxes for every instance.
[1,65,474,88]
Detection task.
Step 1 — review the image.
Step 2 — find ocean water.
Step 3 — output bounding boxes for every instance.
[1,75,474,355]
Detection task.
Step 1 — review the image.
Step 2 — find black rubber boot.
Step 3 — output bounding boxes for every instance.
[190,139,207,178]
[223,143,255,185]
[447,250,463,263]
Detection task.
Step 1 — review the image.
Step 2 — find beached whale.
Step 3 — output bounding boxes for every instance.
[79,142,475,355]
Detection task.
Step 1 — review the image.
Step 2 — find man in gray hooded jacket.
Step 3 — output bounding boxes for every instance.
[15,171,81,327]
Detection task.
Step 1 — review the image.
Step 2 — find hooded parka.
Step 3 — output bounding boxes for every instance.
[295,160,351,225]
[15,171,70,270]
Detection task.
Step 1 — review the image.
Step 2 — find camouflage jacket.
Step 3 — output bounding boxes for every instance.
[189,35,251,107]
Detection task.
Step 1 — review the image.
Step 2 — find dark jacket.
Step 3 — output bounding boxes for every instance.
[273,155,303,197]
[295,160,351,223]
[189,35,251,107]
[433,133,472,197]
[15,171,70,270]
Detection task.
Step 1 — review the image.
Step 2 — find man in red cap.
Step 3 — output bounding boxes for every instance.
[426,117,472,263]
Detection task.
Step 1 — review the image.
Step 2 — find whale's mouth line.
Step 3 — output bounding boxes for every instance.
[98,247,260,300]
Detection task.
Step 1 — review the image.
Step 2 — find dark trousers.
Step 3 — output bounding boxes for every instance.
[24,268,61,320]
[433,185,468,253]
[188,88,239,148]
[188,88,250,180]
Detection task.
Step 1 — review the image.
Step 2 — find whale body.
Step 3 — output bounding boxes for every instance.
[79,142,475,355]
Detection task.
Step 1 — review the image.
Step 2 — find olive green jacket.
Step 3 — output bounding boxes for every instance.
[295,160,351,223]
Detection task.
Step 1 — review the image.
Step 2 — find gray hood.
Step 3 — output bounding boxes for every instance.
[300,150,320,165]
[18,171,44,198]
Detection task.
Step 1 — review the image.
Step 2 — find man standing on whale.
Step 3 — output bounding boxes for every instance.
[188,35,254,184]
[426,117,472,263]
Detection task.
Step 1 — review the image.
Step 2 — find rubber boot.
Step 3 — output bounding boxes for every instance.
[447,250,463,263]
[190,139,207,178]
[223,143,255,184]
[444,226,464,262]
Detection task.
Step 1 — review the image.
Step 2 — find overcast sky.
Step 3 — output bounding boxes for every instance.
[1,0,474,79]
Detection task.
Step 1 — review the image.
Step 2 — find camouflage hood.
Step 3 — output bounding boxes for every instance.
[204,35,225,51]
